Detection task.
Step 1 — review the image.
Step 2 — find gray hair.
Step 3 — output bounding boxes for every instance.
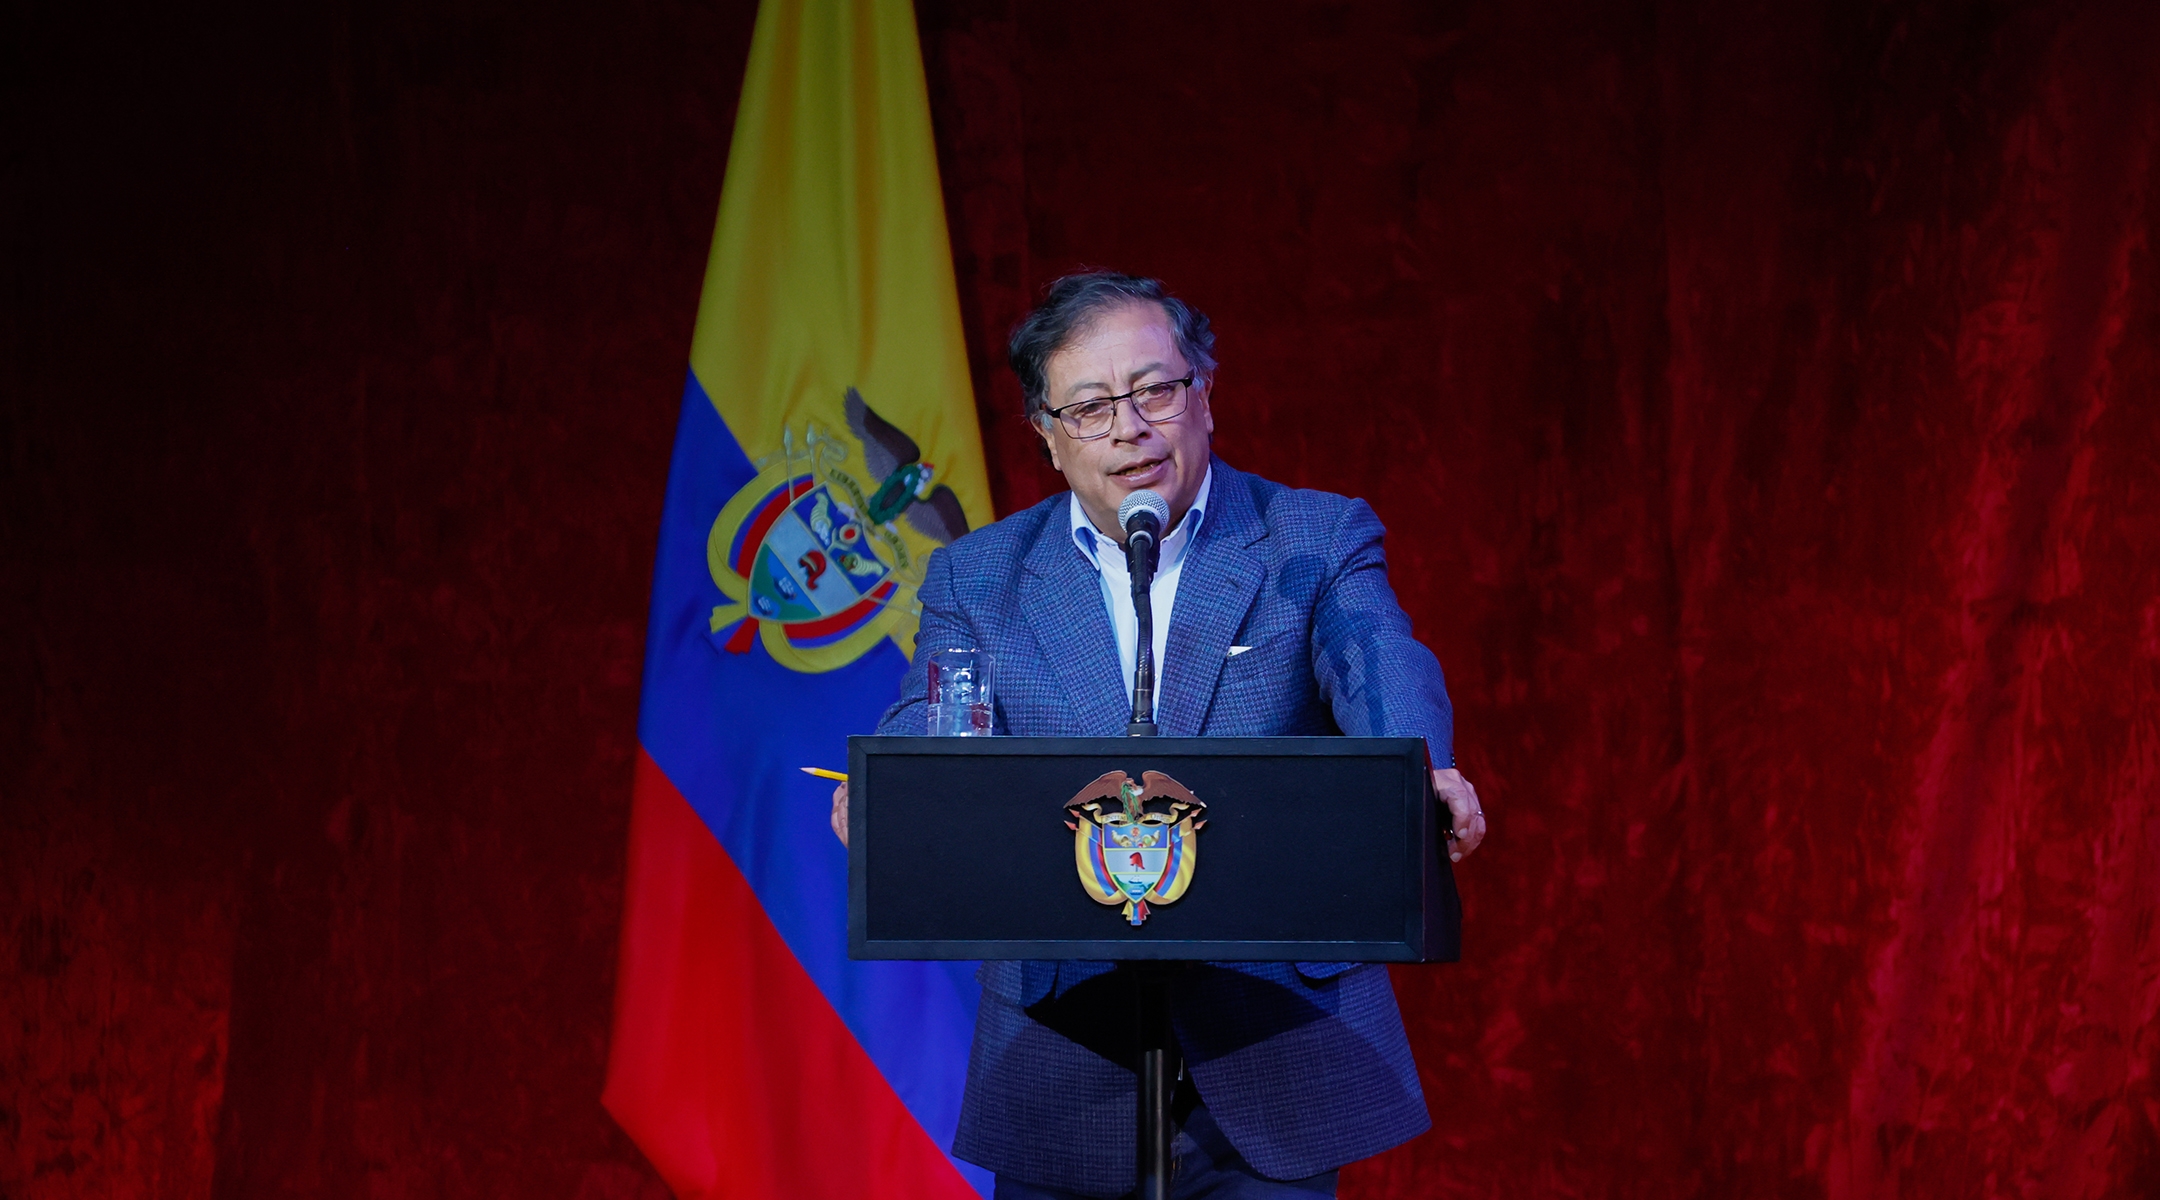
[1008,272,1217,423]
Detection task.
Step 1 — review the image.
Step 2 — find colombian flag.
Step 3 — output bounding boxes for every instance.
[604,1,992,1196]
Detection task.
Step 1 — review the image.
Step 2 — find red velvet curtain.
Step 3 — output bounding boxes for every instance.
[7,1,2155,1196]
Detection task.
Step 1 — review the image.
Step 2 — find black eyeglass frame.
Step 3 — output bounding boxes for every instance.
[1041,375,1198,441]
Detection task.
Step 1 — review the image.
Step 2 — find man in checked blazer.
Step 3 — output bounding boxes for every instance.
[833,272,1487,1199]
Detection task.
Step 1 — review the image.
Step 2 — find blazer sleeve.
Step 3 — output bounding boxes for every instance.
[874,545,972,736]
[1309,498,1455,763]
[1295,498,1455,984]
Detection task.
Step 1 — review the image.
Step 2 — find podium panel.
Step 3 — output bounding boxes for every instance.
[847,736,1460,963]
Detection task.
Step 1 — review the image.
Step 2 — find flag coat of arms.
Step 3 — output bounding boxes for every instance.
[603,1,992,1196]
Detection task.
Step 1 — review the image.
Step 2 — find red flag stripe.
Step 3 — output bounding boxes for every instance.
[603,748,979,1200]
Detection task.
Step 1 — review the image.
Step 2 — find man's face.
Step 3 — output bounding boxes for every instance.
[1036,300,1215,540]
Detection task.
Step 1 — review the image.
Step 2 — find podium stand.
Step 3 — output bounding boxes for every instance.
[848,736,1461,1198]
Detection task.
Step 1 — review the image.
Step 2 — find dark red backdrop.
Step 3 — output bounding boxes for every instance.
[7,0,2157,1196]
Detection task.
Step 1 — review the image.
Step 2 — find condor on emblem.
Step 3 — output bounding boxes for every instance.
[1065,770,1208,926]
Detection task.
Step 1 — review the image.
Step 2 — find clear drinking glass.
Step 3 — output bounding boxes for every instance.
[926,648,994,736]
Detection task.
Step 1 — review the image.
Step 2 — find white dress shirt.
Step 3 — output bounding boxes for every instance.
[1068,468,1214,705]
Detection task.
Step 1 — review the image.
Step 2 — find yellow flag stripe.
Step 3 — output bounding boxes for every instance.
[690,0,990,537]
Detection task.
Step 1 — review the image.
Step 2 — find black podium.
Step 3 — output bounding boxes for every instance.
[847,735,1460,1197]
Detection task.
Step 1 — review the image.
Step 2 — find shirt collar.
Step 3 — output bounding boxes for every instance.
[1069,466,1214,568]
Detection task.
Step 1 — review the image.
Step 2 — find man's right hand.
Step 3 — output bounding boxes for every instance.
[830,781,849,848]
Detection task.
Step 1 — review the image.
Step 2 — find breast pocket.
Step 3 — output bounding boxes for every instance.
[1210,626,1324,732]
[1221,627,1301,673]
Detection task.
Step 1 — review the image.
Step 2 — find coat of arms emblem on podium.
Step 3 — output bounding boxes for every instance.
[1064,770,1208,926]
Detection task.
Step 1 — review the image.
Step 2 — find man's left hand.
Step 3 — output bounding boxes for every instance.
[1433,768,1485,863]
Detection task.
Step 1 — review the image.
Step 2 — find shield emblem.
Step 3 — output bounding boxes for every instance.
[747,484,891,622]
[1102,824,1171,900]
[1066,771,1208,926]
[707,467,906,672]
[704,391,975,674]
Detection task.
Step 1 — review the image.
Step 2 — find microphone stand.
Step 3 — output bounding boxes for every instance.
[1121,519,1171,1200]
[1125,526,1159,737]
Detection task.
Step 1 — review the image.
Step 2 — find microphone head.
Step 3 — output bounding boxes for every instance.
[1118,490,1171,538]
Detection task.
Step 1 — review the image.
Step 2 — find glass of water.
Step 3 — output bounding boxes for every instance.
[926,648,994,736]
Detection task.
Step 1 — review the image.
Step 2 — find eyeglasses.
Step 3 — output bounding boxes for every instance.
[1042,376,1195,441]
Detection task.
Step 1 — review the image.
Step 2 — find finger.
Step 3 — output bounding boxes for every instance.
[1438,776,1484,861]
[1429,774,1472,852]
[1448,791,1477,839]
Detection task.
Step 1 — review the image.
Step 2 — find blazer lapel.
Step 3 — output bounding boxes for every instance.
[1155,462,1266,737]
[1019,505,1131,737]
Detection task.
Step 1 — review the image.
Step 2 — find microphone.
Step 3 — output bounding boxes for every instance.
[1117,490,1171,737]
[1118,490,1170,581]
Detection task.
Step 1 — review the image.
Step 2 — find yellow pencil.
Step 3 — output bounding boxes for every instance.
[800,766,848,782]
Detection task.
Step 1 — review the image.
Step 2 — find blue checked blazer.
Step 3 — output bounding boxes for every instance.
[877,458,1452,1194]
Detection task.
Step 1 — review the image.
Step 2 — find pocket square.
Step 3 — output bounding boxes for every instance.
[1226,645,1254,658]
